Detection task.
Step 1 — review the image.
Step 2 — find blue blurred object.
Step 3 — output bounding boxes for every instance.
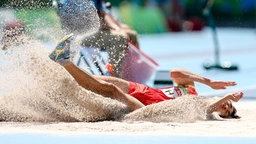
[1,134,256,144]
[55,0,101,33]
[241,0,256,11]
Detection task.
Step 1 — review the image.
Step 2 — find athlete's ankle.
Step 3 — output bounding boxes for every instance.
[57,58,71,66]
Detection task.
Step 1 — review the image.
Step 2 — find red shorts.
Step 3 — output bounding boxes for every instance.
[128,82,198,105]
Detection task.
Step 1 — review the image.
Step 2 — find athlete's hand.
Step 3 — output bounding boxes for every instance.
[208,80,237,89]
[226,92,243,102]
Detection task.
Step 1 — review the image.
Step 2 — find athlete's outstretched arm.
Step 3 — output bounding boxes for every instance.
[207,92,243,114]
[170,68,236,89]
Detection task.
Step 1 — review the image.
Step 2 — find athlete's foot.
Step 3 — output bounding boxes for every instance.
[49,33,74,63]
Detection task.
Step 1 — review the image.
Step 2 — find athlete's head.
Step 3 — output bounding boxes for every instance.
[218,100,240,119]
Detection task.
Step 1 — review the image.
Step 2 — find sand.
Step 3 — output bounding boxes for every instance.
[0,28,255,138]
[0,101,255,137]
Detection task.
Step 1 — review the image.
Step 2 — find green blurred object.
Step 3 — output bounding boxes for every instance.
[0,0,52,8]
[185,0,256,27]
[15,8,62,40]
[119,3,168,34]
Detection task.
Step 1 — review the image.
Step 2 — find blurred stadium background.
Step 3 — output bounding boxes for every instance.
[0,0,255,35]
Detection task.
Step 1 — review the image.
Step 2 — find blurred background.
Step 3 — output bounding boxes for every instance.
[0,0,255,35]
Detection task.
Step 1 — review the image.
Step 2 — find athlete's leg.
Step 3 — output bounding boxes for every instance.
[49,34,144,111]
[63,62,144,111]
[94,75,130,93]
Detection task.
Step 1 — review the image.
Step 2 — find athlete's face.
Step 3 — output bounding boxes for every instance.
[218,100,234,118]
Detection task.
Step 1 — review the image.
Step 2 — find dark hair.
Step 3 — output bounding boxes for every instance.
[220,105,241,119]
[229,106,241,119]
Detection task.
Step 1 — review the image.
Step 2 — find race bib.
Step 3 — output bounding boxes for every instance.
[160,86,188,99]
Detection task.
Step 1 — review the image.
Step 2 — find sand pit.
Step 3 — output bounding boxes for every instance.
[0,36,255,138]
[0,28,255,139]
[0,101,255,137]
